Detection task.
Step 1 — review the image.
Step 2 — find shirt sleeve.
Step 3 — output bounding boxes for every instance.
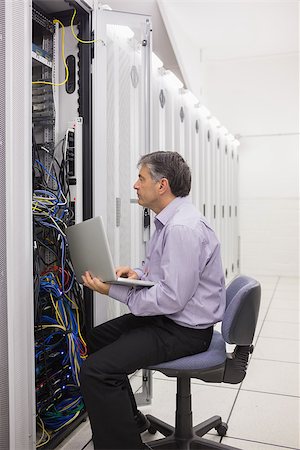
[108,284,131,303]
[133,268,144,279]
[108,224,211,316]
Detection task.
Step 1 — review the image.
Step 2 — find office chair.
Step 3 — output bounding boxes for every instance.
[144,275,261,450]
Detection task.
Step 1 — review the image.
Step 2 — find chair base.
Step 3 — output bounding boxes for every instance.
[145,414,240,450]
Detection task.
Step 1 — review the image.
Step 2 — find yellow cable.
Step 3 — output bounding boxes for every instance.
[36,417,51,448]
[60,397,81,411]
[64,292,77,309]
[34,197,57,204]
[32,204,41,213]
[32,19,69,86]
[71,9,102,44]
[68,334,80,385]
[69,334,75,360]
[32,203,56,215]
[61,300,69,328]
[52,410,80,432]
[64,293,87,350]
[50,293,64,328]
[37,324,66,331]
[75,306,88,350]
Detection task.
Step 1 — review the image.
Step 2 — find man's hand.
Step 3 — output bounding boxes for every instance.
[82,271,110,295]
[116,266,139,279]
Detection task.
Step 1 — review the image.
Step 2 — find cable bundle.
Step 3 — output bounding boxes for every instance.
[33,134,87,447]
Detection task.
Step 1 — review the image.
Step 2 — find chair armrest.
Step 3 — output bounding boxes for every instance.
[223,345,253,384]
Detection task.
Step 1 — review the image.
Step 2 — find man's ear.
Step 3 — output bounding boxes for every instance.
[159,178,170,194]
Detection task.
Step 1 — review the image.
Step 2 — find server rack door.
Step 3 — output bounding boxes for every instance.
[209,124,217,232]
[219,131,226,277]
[4,1,36,448]
[174,92,185,157]
[182,92,193,170]
[224,137,231,280]
[231,141,239,279]
[227,141,234,280]
[92,6,153,407]
[152,66,161,151]
[163,80,176,150]
[157,75,167,151]
[191,109,201,210]
[92,8,152,326]
[234,143,240,275]
[204,124,213,223]
[215,131,222,242]
[0,3,9,448]
[197,108,209,220]
[220,130,229,279]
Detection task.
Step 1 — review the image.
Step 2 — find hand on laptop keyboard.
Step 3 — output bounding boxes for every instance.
[116,266,139,280]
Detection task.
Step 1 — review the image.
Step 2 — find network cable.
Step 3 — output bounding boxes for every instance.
[33,129,87,447]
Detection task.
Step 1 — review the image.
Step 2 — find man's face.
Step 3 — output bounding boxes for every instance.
[133,164,161,212]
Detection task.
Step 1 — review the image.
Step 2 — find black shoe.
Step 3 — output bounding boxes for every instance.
[134,410,150,434]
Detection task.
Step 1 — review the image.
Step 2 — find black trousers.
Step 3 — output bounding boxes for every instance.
[80,313,213,450]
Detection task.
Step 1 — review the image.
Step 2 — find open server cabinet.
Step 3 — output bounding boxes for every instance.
[0,0,153,448]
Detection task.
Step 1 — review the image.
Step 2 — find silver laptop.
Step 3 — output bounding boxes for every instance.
[65,216,155,288]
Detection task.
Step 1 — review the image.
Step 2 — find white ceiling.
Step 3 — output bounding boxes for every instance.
[158,0,299,61]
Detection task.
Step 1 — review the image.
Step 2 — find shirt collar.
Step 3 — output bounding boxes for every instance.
[154,196,191,229]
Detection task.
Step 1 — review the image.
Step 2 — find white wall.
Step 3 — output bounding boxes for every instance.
[203,53,299,277]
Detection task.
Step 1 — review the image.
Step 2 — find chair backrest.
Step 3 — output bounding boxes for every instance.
[222,275,261,346]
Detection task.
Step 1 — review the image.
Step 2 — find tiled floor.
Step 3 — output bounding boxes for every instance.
[56,275,300,450]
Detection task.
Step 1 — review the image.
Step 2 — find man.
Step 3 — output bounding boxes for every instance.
[81,151,226,450]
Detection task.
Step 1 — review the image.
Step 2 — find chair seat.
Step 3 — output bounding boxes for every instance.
[148,331,226,373]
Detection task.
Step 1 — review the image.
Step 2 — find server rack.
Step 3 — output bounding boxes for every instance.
[150,63,240,282]
[31,2,93,448]
[190,105,201,210]
[91,7,153,406]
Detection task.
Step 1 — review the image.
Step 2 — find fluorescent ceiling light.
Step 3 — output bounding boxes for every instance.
[197,105,211,118]
[219,126,228,136]
[152,52,164,70]
[182,89,199,106]
[163,70,184,89]
[210,116,221,128]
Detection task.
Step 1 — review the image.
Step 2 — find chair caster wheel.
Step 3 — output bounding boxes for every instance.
[147,425,157,435]
[215,422,228,437]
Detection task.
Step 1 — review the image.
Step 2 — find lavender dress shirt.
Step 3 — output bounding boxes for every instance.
[109,196,226,329]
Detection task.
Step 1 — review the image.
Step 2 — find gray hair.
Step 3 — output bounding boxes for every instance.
[138,151,191,197]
